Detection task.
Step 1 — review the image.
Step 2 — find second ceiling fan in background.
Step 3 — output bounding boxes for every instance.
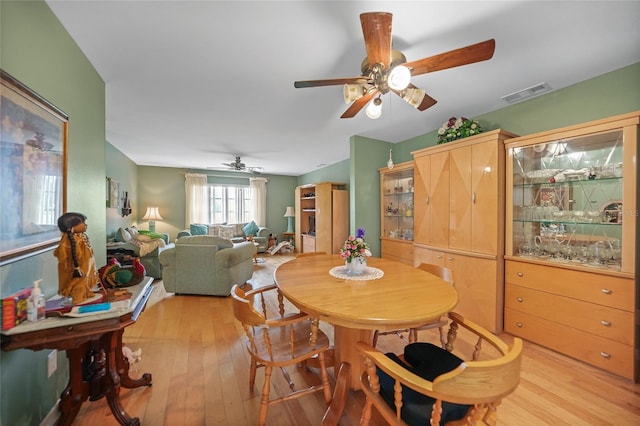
[294,12,496,119]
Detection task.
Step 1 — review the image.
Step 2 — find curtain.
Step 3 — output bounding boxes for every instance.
[249,177,268,227]
[185,173,208,228]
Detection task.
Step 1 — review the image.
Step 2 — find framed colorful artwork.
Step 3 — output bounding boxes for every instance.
[0,69,68,265]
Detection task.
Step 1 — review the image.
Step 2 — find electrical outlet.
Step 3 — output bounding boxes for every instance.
[47,350,57,377]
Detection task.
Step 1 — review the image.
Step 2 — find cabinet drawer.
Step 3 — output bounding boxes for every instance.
[505,308,634,379]
[505,260,634,311]
[505,284,633,345]
[381,239,414,265]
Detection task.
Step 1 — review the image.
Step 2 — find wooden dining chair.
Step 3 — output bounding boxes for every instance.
[231,284,333,426]
[358,311,522,426]
[321,362,352,426]
[372,263,454,347]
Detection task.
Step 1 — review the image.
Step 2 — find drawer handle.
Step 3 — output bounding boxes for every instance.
[436,255,443,259]
[67,326,74,331]
[601,288,612,295]
[600,351,611,359]
[601,320,612,327]
[447,257,454,261]
[516,297,523,303]
[515,322,523,328]
[516,272,524,277]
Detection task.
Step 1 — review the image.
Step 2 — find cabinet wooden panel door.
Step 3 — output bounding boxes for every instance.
[471,141,501,254]
[449,141,501,254]
[414,245,501,332]
[444,253,500,332]
[449,145,472,251]
[413,155,431,245]
[331,189,349,253]
[413,245,446,267]
[414,152,449,247]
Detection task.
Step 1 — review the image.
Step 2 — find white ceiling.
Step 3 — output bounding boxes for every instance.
[45,1,640,176]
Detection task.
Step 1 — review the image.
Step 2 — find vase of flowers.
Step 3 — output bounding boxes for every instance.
[340,228,371,275]
[437,116,482,144]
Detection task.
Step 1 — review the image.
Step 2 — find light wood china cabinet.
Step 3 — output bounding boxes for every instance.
[504,112,638,380]
[379,161,414,265]
[295,182,348,254]
[412,130,517,333]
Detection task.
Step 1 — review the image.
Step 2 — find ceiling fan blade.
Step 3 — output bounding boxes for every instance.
[405,39,496,76]
[360,12,393,68]
[340,90,377,118]
[295,77,368,88]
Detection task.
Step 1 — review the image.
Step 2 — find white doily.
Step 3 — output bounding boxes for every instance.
[329,266,384,281]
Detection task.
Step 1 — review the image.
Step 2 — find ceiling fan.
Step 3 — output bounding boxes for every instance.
[294,12,495,119]
[215,156,263,173]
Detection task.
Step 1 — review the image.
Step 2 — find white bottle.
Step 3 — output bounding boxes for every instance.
[27,279,46,322]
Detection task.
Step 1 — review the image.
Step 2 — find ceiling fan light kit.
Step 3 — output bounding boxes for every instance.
[294,12,496,120]
[365,96,383,119]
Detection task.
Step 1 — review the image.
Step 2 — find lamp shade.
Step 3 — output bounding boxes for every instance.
[283,206,295,218]
[142,207,163,221]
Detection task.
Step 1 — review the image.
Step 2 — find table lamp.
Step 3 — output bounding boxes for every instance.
[283,206,295,233]
[142,206,163,233]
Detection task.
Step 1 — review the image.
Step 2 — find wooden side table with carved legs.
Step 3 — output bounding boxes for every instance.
[1,278,154,426]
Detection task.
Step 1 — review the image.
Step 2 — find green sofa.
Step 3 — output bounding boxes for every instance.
[183,222,271,253]
[159,236,256,296]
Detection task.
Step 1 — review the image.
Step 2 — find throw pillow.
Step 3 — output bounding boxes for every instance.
[137,229,166,241]
[116,227,132,242]
[218,225,235,240]
[242,220,260,237]
[126,227,139,239]
[190,224,208,235]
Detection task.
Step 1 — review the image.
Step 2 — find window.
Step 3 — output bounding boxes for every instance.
[206,184,252,224]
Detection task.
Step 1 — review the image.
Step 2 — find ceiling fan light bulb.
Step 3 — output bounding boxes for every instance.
[365,97,382,119]
[388,65,411,91]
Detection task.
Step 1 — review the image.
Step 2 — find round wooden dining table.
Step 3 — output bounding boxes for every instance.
[275,254,458,389]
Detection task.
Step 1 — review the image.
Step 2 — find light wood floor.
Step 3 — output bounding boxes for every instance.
[70,255,640,425]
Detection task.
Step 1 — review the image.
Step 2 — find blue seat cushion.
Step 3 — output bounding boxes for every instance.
[377,343,470,426]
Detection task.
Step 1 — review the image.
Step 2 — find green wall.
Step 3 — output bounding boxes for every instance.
[105,141,139,237]
[0,1,106,425]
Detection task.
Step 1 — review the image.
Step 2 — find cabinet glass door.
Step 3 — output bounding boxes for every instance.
[381,168,414,241]
[511,129,624,271]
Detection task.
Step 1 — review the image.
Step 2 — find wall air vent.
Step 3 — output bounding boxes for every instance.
[500,82,552,104]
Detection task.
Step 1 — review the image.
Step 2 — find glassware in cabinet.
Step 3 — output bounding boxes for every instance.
[506,115,638,274]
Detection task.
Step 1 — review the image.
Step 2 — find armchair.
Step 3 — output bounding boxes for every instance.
[159,236,256,296]
[358,311,522,426]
